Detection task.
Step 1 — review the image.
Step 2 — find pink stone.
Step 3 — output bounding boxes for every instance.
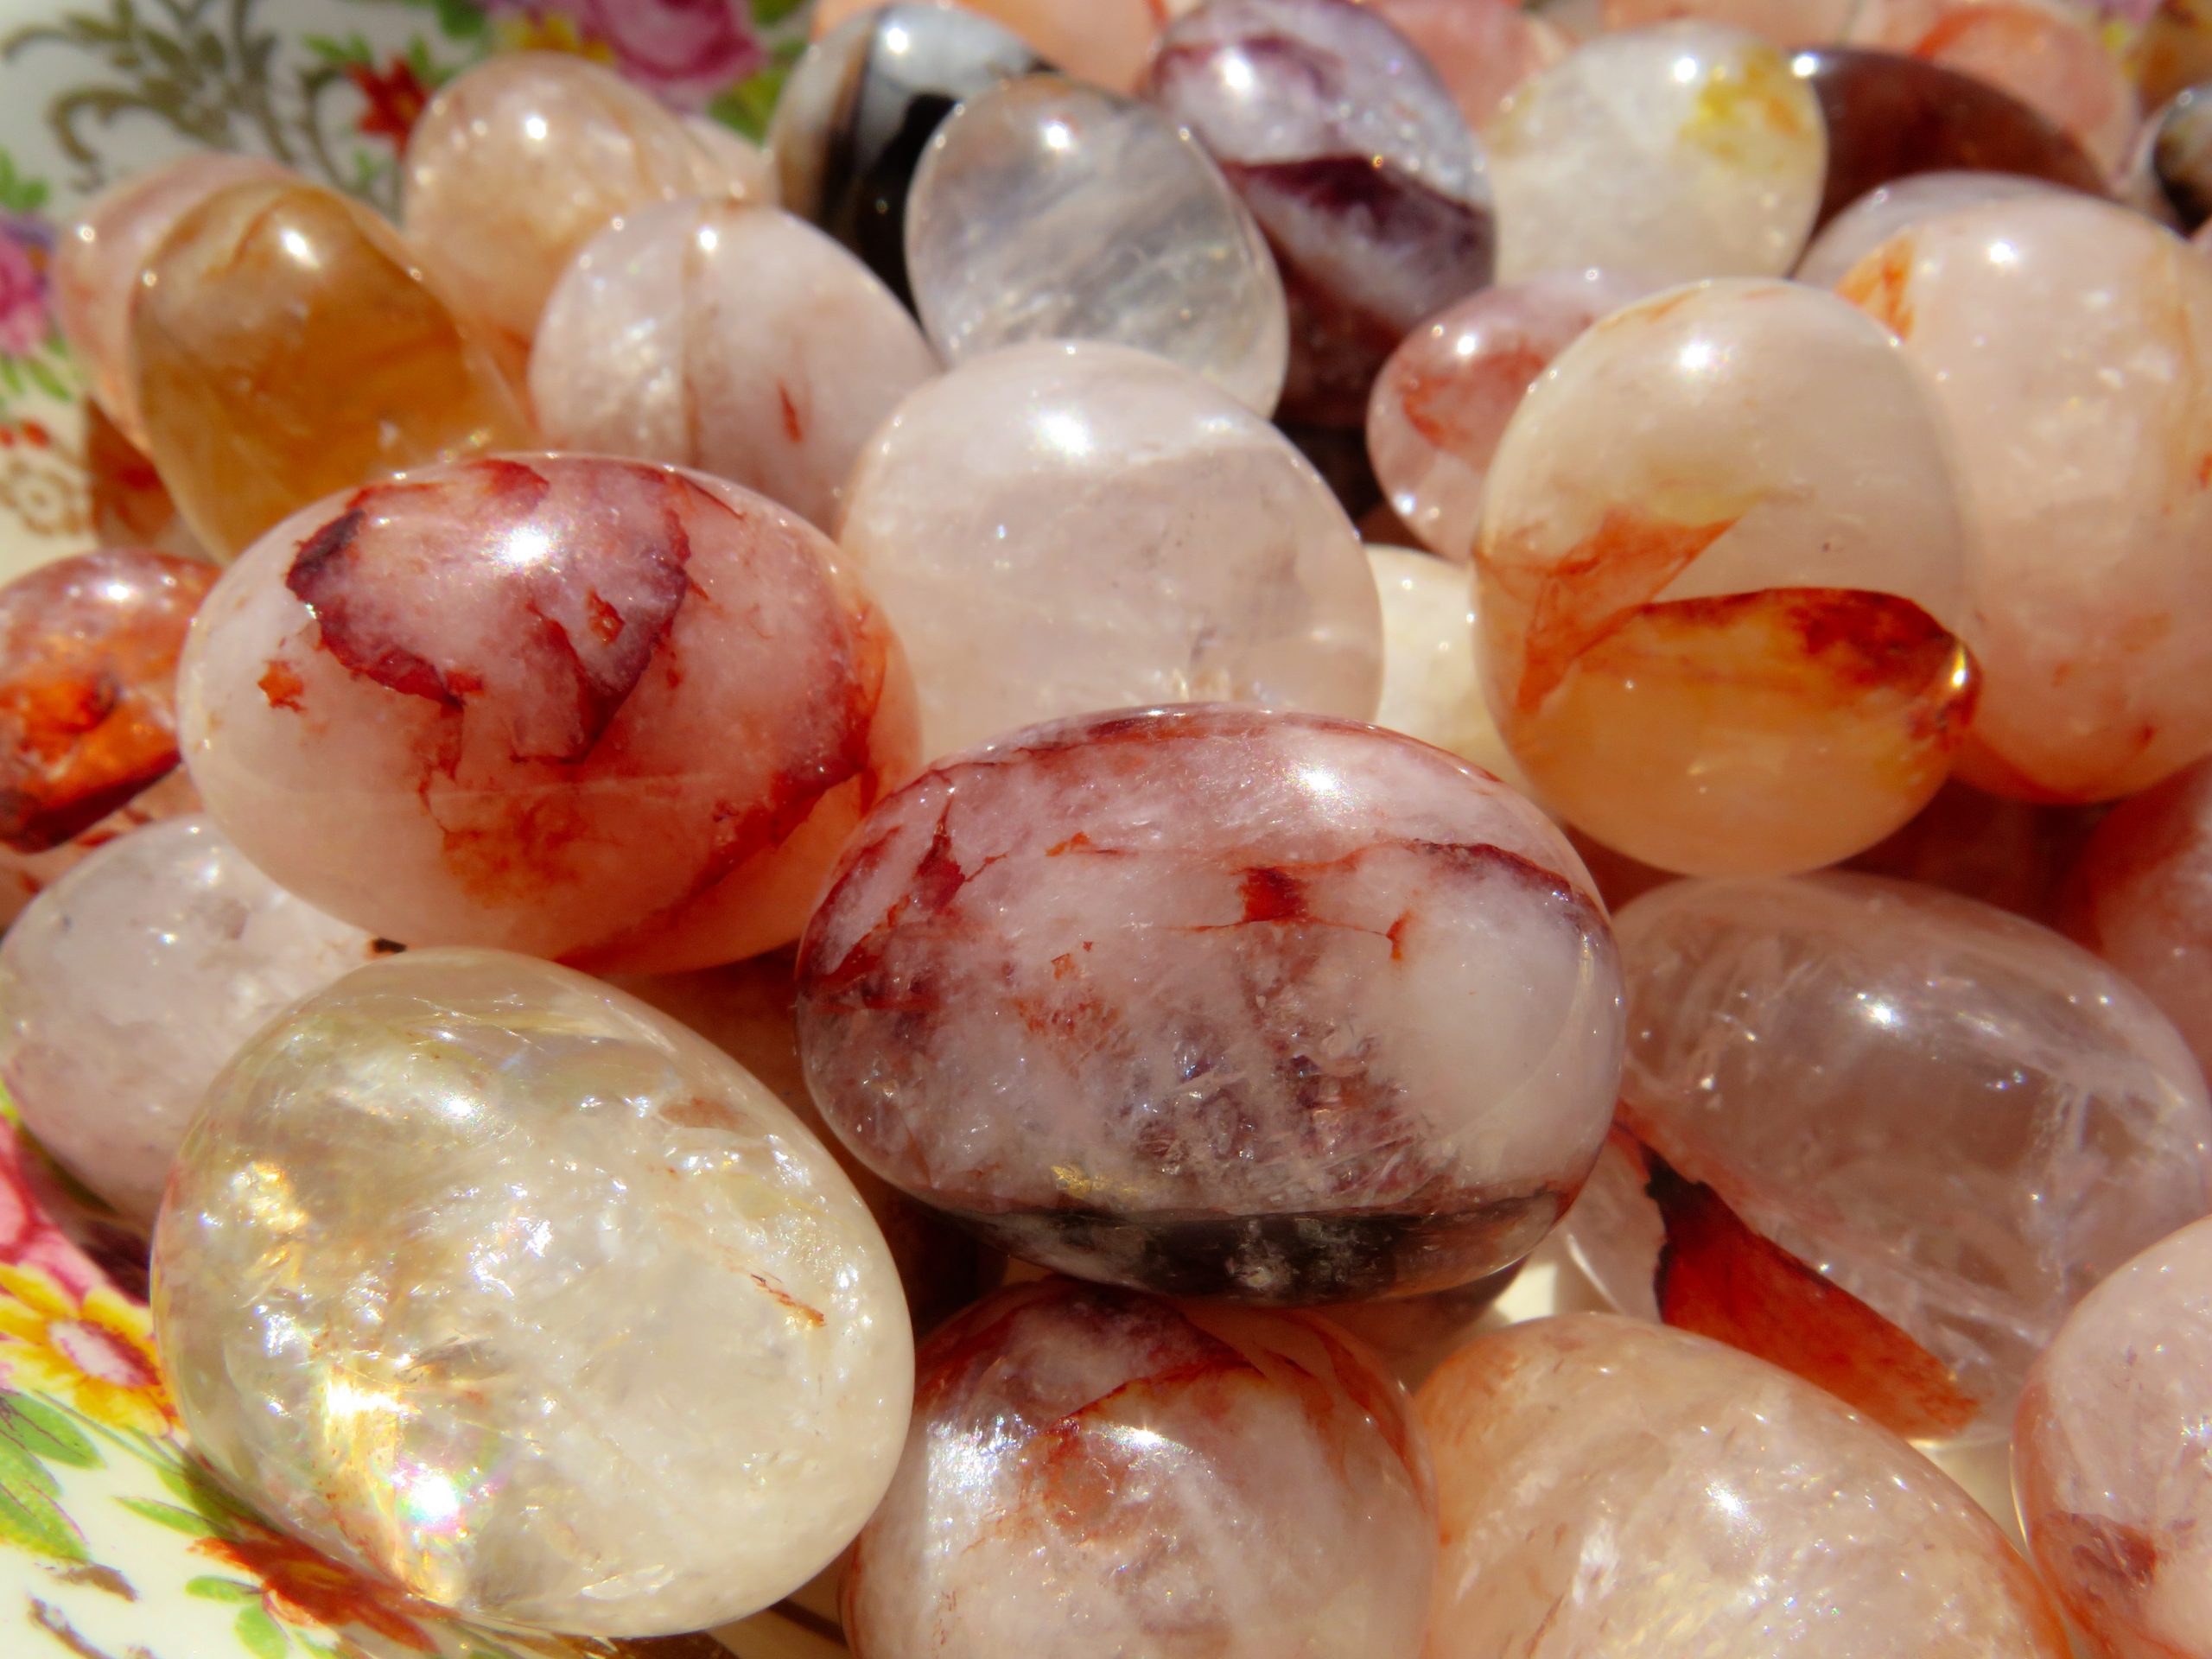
[1847,774,2103,925]
[844,1277,1437,1659]
[528,200,937,533]
[1600,0,1853,40]
[1564,873,2212,1443]
[1365,269,1656,561]
[2015,1214,2212,1659]
[795,704,1624,1303]
[178,454,918,973]
[1356,0,1571,131]
[50,152,289,449]
[1419,1315,2071,1658]
[1795,168,2063,289]
[811,0,1184,91]
[2061,757,2212,1081]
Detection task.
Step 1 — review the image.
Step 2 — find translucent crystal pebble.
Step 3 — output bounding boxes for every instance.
[1365,268,1656,561]
[2125,84,2212,232]
[1848,775,2101,926]
[528,200,937,532]
[1477,277,1975,876]
[50,152,287,449]
[1368,544,1530,792]
[1142,0,1497,424]
[1601,0,1853,41]
[1795,168,2059,288]
[130,178,533,562]
[1837,196,2212,802]
[152,948,912,1637]
[797,704,1624,1303]
[1321,1262,1522,1387]
[401,52,745,342]
[1360,0,1571,131]
[1790,45,2104,230]
[2061,757,2212,1080]
[0,817,378,1228]
[1485,23,1827,283]
[836,340,1381,759]
[813,0,1171,90]
[772,3,1045,302]
[179,454,918,973]
[1563,874,2212,1444]
[844,1277,1437,1659]
[683,116,776,202]
[906,76,1289,414]
[2016,1215,2212,1659]
[1419,1315,2071,1659]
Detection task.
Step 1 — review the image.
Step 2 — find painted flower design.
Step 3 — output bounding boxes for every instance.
[0,1130,102,1300]
[0,214,52,357]
[484,1,766,107]
[195,1525,435,1651]
[347,57,434,149]
[0,1263,171,1433]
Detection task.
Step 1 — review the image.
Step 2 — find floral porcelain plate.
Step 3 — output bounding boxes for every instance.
[0,3,859,1652]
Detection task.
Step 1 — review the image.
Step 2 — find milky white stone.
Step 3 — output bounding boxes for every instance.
[1566,874,2212,1442]
[1795,168,2059,288]
[906,76,1287,414]
[530,200,937,532]
[2016,1215,2212,1659]
[0,817,375,1227]
[152,949,913,1637]
[1368,545,1530,793]
[1486,23,1828,283]
[835,340,1382,759]
[845,1277,1437,1659]
[1419,1315,2070,1659]
[1840,197,2212,801]
[683,116,776,202]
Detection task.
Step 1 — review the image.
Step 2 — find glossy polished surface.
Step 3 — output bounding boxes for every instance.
[1419,1315,2070,1658]
[813,0,1170,90]
[0,817,375,1226]
[1367,544,1530,792]
[846,1277,1436,1659]
[1143,0,1496,424]
[400,51,745,341]
[2130,84,2212,232]
[1565,874,2212,1443]
[773,3,1045,302]
[130,178,533,561]
[51,151,288,448]
[1366,268,1656,562]
[1362,0,1569,130]
[179,454,918,972]
[797,705,1624,1304]
[1796,168,2057,287]
[1477,278,1974,876]
[529,199,937,532]
[1486,23,1827,283]
[835,340,1381,760]
[1791,47,2103,229]
[2016,1215,2212,1659]
[152,950,912,1637]
[907,76,1288,414]
[1839,196,2212,802]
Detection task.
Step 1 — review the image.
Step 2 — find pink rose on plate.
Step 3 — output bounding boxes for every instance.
[0,218,52,358]
[493,0,770,109]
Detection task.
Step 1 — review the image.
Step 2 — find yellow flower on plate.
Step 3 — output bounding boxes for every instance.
[492,11,617,63]
[0,1264,173,1434]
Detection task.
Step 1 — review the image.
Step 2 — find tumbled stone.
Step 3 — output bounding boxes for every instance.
[1564,873,2212,1443]
[179,454,918,971]
[1420,1315,2070,1658]
[1368,544,1530,793]
[906,75,1288,413]
[152,948,912,1636]
[2129,84,2212,232]
[835,340,1381,759]
[813,0,1174,89]
[796,703,1624,1303]
[529,200,937,532]
[845,1276,1437,1659]
[0,817,377,1226]
[1362,0,1570,130]
[1795,168,2059,287]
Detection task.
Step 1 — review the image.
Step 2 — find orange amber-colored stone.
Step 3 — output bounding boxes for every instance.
[129,177,532,560]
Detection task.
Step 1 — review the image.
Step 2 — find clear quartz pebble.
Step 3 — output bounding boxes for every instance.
[1484,22,1828,283]
[1564,873,2212,1444]
[152,948,913,1637]
[529,199,938,531]
[797,703,1624,1304]
[1837,195,2212,802]
[812,0,1176,90]
[1420,1315,2071,1659]
[845,1277,1438,1658]
[2015,1214,2212,1659]
[834,340,1382,760]
[0,817,378,1228]
[905,75,1289,414]
[1368,544,1532,793]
